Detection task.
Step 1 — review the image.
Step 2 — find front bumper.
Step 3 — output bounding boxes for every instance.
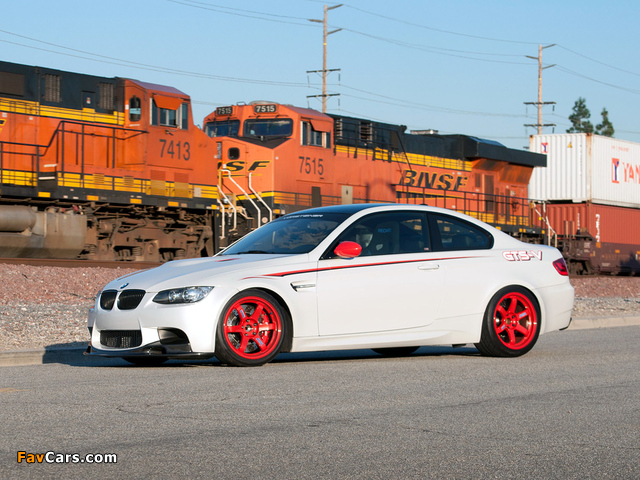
[88,286,238,354]
[85,342,215,360]
[85,324,215,359]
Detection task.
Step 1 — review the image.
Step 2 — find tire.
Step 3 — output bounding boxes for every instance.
[475,286,540,357]
[215,290,288,367]
[371,347,419,357]
[123,357,167,366]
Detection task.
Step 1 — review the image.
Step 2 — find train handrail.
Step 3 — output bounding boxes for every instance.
[217,184,238,232]
[248,172,273,224]
[532,202,557,247]
[216,197,226,242]
[222,169,260,230]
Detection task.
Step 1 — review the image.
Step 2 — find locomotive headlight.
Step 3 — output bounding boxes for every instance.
[153,286,214,304]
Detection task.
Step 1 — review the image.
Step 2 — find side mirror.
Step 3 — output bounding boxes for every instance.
[334,241,362,259]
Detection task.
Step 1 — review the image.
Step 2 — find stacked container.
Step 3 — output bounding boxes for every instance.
[529,134,640,274]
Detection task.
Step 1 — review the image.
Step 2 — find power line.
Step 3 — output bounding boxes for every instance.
[554,65,640,95]
[338,85,527,117]
[0,30,308,87]
[557,45,640,78]
[341,4,540,45]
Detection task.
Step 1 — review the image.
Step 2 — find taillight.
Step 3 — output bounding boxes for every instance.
[553,258,569,276]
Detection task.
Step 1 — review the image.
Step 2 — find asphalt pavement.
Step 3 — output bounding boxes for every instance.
[1,315,638,367]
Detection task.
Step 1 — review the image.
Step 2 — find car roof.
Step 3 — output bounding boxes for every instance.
[283,204,389,217]
[282,203,458,217]
[281,203,517,246]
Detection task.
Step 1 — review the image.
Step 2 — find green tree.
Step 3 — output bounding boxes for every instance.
[596,108,614,137]
[567,97,593,133]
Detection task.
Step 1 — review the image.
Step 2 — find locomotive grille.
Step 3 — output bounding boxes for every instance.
[100,330,142,348]
[117,289,146,310]
[99,290,118,310]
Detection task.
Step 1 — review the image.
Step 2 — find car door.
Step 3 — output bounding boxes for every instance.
[426,212,497,321]
[316,211,445,336]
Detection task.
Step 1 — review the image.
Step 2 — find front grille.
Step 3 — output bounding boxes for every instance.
[100,330,142,348]
[117,289,146,310]
[100,290,118,310]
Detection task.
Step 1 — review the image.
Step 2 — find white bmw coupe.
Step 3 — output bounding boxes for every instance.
[87,204,574,366]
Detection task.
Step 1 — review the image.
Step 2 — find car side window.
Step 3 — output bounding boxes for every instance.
[328,211,430,257]
[428,213,493,251]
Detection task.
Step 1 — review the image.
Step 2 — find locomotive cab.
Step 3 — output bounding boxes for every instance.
[0,61,218,261]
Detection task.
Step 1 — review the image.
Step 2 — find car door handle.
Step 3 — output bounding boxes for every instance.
[418,264,440,270]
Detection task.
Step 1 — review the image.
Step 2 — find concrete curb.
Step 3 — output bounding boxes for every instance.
[1,316,639,367]
[567,316,640,330]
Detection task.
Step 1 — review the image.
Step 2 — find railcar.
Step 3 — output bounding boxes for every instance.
[0,60,218,261]
[11,60,631,274]
[530,134,640,275]
[204,101,549,248]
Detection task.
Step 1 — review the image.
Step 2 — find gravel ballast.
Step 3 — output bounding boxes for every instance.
[1,264,639,352]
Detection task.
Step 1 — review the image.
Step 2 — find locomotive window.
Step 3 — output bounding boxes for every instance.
[180,103,189,130]
[228,148,240,160]
[0,71,24,96]
[301,121,331,148]
[129,96,141,122]
[204,120,240,138]
[151,100,182,128]
[244,118,293,139]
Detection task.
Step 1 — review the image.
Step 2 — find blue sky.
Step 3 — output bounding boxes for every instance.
[2,0,639,150]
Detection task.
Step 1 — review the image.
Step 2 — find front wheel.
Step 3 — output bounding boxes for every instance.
[215,290,288,367]
[475,286,540,357]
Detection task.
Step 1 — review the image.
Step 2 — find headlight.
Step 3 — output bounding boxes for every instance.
[153,286,214,304]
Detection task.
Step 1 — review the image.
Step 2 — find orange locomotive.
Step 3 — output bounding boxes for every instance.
[204,101,547,247]
[0,61,218,261]
[0,60,548,262]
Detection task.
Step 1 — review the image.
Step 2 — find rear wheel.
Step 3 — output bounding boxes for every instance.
[215,290,287,367]
[475,286,540,357]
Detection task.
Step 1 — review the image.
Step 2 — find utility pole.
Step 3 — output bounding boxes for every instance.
[307,4,342,112]
[524,44,556,134]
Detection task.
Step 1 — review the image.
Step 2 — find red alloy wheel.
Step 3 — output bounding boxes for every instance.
[222,296,283,360]
[492,291,538,350]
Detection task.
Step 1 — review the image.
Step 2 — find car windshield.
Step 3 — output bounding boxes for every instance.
[221,212,349,255]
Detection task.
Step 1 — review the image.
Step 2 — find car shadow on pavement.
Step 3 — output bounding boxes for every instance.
[44,343,481,368]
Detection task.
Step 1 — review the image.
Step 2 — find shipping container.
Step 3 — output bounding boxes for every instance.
[545,202,640,245]
[544,202,640,274]
[529,134,640,209]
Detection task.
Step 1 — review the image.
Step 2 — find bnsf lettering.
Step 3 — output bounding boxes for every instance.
[400,170,468,191]
[217,161,270,172]
[503,250,543,261]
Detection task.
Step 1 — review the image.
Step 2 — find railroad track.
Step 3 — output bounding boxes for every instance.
[0,257,162,269]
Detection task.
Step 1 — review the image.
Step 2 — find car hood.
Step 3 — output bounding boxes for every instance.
[102,254,308,292]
